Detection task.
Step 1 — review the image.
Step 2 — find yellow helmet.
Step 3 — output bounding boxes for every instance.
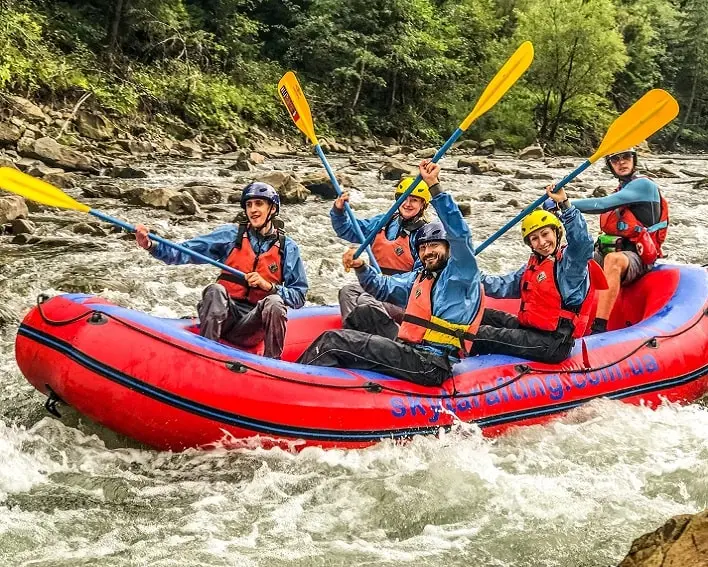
[521,209,563,243]
[395,177,431,204]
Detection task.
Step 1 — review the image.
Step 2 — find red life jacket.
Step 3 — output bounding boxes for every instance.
[216,225,284,304]
[371,217,416,275]
[517,247,603,339]
[397,273,485,356]
[599,184,669,265]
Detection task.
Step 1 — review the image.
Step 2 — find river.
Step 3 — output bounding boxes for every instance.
[1,151,707,566]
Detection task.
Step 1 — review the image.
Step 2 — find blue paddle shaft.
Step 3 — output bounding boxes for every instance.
[313,145,380,273]
[474,159,592,255]
[353,127,465,259]
[89,209,246,280]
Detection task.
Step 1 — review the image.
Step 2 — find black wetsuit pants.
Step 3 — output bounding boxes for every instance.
[297,327,452,386]
[471,308,575,364]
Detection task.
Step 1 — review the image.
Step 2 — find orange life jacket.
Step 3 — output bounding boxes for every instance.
[599,185,669,265]
[216,224,284,304]
[517,247,603,339]
[370,216,416,275]
[397,273,485,356]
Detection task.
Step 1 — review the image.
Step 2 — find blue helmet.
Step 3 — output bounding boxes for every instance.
[240,182,280,215]
[415,221,448,250]
[542,197,559,213]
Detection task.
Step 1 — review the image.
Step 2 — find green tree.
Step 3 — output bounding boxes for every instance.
[669,0,708,148]
[514,0,628,147]
[612,0,680,109]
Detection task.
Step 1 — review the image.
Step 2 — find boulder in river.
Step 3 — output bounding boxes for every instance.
[167,192,201,215]
[182,186,223,205]
[127,187,180,208]
[19,137,98,173]
[299,171,353,199]
[0,195,29,224]
[378,158,415,181]
[76,111,114,141]
[617,510,708,567]
[0,122,22,147]
[253,171,310,204]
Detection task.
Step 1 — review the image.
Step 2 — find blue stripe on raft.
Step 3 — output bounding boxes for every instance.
[18,322,708,442]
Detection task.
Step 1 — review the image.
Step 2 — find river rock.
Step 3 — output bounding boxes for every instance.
[249,152,266,165]
[19,137,97,173]
[26,163,64,178]
[507,199,520,207]
[6,95,45,123]
[183,186,222,205]
[415,147,437,159]
[9,219,35,235]
[70,222,108,236]
[475,193,497,202]
[228,158,254,172]
[379,158,415,181]
[176,139,203,158]
[593,186,609,197]
[109,166,148,179]
[458,202,472,216]
[253,171,309,204]
[0,303,18,326]
[515,169,553,180]
[11,235,106,250]
[502,181,522,192]
[458,157,494,174]
[0,195,29,223]
[127,187,180,208]
[476,139,496,155]
[299,171,352,199]
[0,155,17,169]
[617,511,708,567]
[519,144,544,159]
[43,172,77,189]
[0,122,21,147]
[380,136,397,146]
[117,140,154,155]
[455,140,479,152]
[168,192,200,215]
[76,111,113,140]
[84,183,124,198]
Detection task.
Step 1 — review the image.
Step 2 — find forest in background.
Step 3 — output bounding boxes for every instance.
[1,0,707,152]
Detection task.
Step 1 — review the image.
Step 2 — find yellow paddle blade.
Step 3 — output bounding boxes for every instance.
[460,41,534,131]
[0,167,90,212]
[590,89,679,163]
[278,71,319,145]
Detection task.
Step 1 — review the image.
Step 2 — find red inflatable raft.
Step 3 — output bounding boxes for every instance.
[15,264,708,451]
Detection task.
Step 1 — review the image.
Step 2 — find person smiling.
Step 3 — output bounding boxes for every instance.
[135,182,308,359]
[331,175,431,340]
[474,186,597,363]
[298,160,484,386]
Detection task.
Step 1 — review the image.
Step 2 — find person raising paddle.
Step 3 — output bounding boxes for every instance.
[135,182,308,359]
[474,186,601,363]
[297,160,484,386]
[331,177,431,340]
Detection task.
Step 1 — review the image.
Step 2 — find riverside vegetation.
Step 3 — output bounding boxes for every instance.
[1,0,708,151]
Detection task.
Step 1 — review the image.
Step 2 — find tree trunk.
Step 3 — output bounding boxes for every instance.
[351,59,365,110]
[548,37,579,142]
[389,70,397,112]
[108,0,125,52]
[670,54,700,150]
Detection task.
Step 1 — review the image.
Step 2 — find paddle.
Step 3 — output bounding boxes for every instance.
[278,71,381,273]
[475,88,680,255]
[0,167,247,280]
[351,40,535,260]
